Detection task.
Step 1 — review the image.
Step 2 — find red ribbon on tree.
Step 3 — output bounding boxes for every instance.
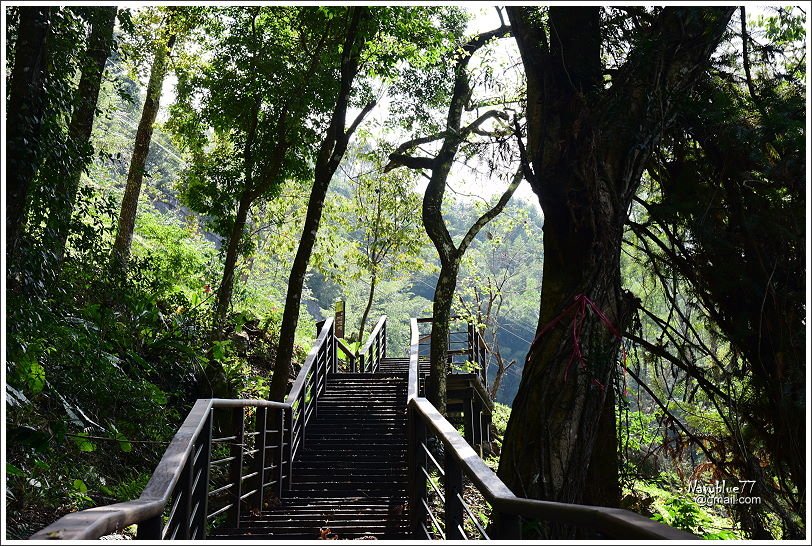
[526,293,626,390]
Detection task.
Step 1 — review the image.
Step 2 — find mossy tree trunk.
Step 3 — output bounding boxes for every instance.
[269,7,375,401]
[47,7,117,262]
[6,7,52,262]
[497,7,734,525]
[111,32,176,268]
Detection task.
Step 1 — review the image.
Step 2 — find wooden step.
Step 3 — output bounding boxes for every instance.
[212,372,411,540]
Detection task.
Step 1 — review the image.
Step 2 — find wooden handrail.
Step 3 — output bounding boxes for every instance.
[287,317,333,405]
[357,315,386,358]
[357,315,386,372]
[405,318,697,541]
[32,319,338,541]
[31,398,290,540]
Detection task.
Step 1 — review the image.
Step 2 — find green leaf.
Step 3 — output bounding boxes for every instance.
[33,459,50,471]
[115,432,133,453]
[17,353,46,394]
[72,433,96,453]
[212,340,229,361]
[73,479,88,493]
[6,463,25,477]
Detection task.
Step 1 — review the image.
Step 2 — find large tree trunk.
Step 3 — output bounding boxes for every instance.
[498,6,734,525]
[213,190,252,329]
[6,7,52,262]
[269,7,372,401]
[358,271,377,341]
[111,33,176,268]
[47,7,117,261]
[583,386,620,508]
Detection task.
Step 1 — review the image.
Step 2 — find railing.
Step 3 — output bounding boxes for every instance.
[31,317,337,540]
[335,337,357,372]
[357,315,386,372]
[405,318,697,541]
[415,316,487,387]
[286,317,334,477]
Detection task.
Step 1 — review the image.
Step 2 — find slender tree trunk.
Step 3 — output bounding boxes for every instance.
[385,24,514,414]
[426,259,460,415]
[213,191,253,330]
[6,7,51,262]
[269,172,332,400]
[47,6,117,261]
[111,33,176,268]
[358,271,377,341]
[269,7,372,401]
[497,7,734,526]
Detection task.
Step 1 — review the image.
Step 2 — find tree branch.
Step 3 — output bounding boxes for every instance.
[459,166,523,254]
[344,100,377,142]
[385,153,436,172]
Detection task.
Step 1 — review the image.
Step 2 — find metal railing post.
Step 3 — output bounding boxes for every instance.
[444,450,465,539]
[195,409,213,539]
[250,407,268,512]
[135,516,161,540]
[227,407,244,528]
[180,447,195,539]
[276,408,285,500]
[493,512,522,539]
[284,409,294,491]
[408,407,427,536]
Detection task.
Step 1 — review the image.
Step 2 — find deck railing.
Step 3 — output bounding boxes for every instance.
[415,316,488,387]
[405,318,697,541]
[31,318,338,541]
[357,315,386,372]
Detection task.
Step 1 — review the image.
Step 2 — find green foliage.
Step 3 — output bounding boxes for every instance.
[625,478,742,540]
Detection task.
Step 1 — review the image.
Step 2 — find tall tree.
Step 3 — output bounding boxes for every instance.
[384,24,521,414]
[342,148,424,340]
[44,6,117,262]
[170,7,354,335]
[269,7,376,401]
[6,7,52,261]
[497,6,734,525]
[112,19,176,268]
[267,7,468,398]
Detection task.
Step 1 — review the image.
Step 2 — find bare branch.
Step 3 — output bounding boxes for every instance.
[459,166,523,254]
[384,153,436,172]
[344,100,377,142]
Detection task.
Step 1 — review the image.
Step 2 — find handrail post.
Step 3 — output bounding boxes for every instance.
[275,407,285,499]
[195,408,213,539]
[299,387,306,451]
[227,407,244,528]
[331,320,337,375]
[408,405,427,536]
[467,322,475,364]
[180,442,195,538]
[444,450,464,539]
[492,512,522,539]
[135,515,161,540]
[250,407,268,512]
[312,349,319,420]
[284,408,294,491]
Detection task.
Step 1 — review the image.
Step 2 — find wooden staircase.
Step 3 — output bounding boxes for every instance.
[32,316,696,542]
[212,359,410,540]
